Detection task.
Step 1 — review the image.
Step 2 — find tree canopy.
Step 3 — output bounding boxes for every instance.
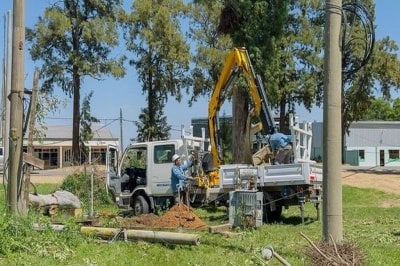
[27,0,125,163]
[363,98,400,121]
[125,0,190,141]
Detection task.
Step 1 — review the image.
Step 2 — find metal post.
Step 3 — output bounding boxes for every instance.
[322,0,343,242]
[119,108,123,152]
[90,165,94,217]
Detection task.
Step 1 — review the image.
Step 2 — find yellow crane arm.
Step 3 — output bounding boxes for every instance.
[208,47,274,168]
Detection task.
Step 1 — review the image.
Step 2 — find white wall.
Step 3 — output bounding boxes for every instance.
[346,146,400,167]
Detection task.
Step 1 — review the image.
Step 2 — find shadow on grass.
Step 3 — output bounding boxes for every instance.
[343,166,400,176]
[392,230,400,237]
[196,205,226,213]
[200,239,249,253]
[161,238,248,252]
[278,215,318,225]
[207,214,228,222]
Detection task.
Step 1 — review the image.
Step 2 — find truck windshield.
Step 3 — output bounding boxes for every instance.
[122,148,147,169]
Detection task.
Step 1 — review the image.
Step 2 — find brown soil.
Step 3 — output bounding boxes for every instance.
[115,204,208,231]
[342,169,400,208]
[342,170,400,195]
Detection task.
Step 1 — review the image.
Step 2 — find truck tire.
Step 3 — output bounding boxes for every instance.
[263,192,283,223]
[133,195,149,215]
[264,204,282,223]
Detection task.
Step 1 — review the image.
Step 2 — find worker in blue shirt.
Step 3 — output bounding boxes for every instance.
[268,129,292,165]
[171,154,193,205]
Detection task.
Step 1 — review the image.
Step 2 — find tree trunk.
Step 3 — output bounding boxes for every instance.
[148,76,155,142]
[72,68,81,164]
[232,85,251,164]
[279,97,287,133]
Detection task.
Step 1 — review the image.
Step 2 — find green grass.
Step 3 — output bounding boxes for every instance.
[0,184,399,265]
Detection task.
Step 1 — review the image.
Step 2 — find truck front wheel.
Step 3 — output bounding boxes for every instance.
[132,195,149,215]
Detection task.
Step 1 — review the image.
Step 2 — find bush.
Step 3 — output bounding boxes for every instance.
[60,172,113,208]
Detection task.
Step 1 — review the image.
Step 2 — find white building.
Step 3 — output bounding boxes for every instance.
[311,121,400,167]
[24,124,119,169]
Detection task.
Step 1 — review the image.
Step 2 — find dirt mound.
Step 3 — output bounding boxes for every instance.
[153,204,208,230]
[115,204,208,231]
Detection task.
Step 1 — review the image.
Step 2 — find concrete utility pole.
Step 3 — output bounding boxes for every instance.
[8,0,25,215]
[322,0,343,242]
[1,15,5,145]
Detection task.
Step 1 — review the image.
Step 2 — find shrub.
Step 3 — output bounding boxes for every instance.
[60,172,113,208]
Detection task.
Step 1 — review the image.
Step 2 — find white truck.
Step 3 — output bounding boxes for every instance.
[106,118,322,224]
[106,47,322,224]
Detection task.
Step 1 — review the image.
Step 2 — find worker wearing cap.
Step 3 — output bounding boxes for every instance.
[171,154,193,204]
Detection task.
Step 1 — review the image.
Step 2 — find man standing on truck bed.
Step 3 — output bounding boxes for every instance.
[269,129,292,165]
[171,154,193,205]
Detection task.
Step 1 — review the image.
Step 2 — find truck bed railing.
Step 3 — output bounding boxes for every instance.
[219,163,318,189]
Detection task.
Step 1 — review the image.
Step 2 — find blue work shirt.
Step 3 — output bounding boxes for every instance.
[171,159,192,192]
[269,133,292,151]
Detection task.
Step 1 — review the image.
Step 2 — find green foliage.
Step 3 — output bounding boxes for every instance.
[135,105,171,142]
[27,0,126,163]
[341,1,400,135]
[261,0,324,131]
[33,92,67,141]
[27,1,126,94]
[187,0,233,103]
[363,98,400,120]
[60,172,113,208]
[126,0,190,141]
[80,91,100,162]
[0,213,85,263]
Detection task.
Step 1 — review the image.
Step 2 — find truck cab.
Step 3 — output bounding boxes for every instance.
[106,136,205,215]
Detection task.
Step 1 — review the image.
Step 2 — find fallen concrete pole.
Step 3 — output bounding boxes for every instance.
[80,226,200,246]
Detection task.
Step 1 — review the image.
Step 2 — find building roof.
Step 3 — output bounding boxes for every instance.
[346,121,400,147]
[30,124,117,141]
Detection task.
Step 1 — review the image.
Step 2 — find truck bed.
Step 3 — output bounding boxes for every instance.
[219,163,321,189]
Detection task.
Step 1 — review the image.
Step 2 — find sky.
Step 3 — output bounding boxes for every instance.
[1,0,399,147]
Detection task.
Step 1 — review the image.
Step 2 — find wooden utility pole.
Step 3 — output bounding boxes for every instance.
[23,69,39,208]
[3,11,12,172]
[8,0,25,215]
[322,0,343,242]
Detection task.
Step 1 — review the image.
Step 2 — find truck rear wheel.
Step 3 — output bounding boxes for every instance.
[132,195,149,215]
[263,192,283,223]
[264,204,282,223]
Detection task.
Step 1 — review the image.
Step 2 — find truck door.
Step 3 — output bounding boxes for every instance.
[106,145,119,192]
[148,143,176,196]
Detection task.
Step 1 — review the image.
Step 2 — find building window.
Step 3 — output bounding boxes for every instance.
[389,150,399,162]
[34,148,59,168]
[91,148,107,165]
[358,150,365,161]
